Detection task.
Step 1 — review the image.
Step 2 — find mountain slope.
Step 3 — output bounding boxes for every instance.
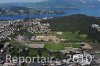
[41,14,100,33]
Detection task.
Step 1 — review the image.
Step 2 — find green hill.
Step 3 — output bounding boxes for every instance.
[42,14,100,33]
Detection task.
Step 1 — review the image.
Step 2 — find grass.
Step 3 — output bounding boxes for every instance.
[44,42,81,52]
[61,32,77,39]
[9,42,47,57]
[28,48,38,57]
[44,43,65,51]
[64,43,81,48]
[10,41,26,48]
[60,31,88,41]
[28,48,49,57]
[80,34,88,39]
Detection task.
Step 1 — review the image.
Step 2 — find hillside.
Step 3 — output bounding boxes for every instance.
[41,14,100,33]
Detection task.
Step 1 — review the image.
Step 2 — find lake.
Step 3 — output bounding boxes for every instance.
[0,6,100,20]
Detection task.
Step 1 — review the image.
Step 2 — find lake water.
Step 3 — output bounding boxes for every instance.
[0,6,100,20]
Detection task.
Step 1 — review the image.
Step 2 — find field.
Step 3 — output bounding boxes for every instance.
[60,32,88,41]
[44,43,65,51]
[8,31,87,57]
[44,43,81,52]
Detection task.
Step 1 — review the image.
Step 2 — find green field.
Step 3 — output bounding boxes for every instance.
[64,43,81,48]
[60,32,88,41]
[28,48,38,56]
[44,43,81,52]
[10,41,26,48]
[44,43,65,51]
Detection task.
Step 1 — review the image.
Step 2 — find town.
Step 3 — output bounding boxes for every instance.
[0,17,100,66]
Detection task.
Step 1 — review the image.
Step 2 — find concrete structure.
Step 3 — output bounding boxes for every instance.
[26,44,45,48]
[60,47,81,54]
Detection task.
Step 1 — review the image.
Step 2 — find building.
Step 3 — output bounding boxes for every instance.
[92,24,100,31]
[15,35,25,42]
[56,32,63,36]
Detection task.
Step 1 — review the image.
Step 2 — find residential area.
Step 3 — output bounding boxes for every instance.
[0,18,100,66]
